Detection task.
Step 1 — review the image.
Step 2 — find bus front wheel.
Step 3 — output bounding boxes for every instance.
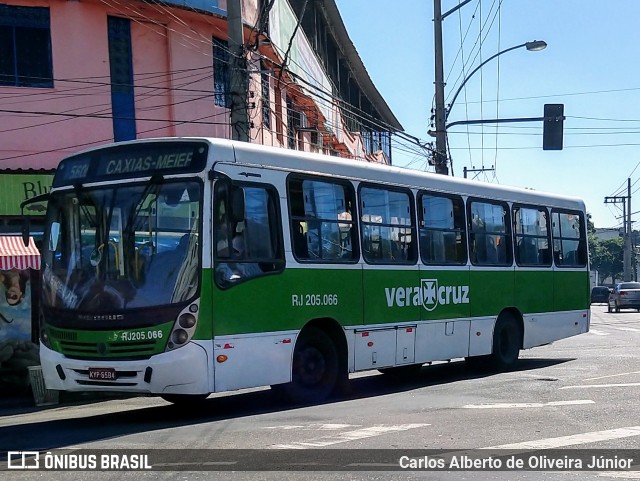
[489,313,522,370]
[277,326,338,405]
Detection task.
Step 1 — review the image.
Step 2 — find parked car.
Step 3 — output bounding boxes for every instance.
[608,282,640,312]
[591,286,611,304]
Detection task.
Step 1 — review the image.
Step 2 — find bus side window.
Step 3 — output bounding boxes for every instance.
[468,200,511,266]
[360,185,416,265]
[214,183,284,287]
[292,221,308,258]
[513,206,551,267]
[552,210,586,268]
[287,176,357,263]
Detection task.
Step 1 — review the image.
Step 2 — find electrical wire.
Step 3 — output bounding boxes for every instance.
[0,1,434,169]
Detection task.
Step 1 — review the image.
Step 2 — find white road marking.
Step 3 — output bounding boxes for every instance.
[612,327,640,333]
[589,329,610,336]
[483,426,640,449]
[584,371,640,381]
[263,424,356,430]
[462,400,594,409]
[561,383,640,389]
[599,472,640,479]
[269,423,429,449]
[424,426,640,470]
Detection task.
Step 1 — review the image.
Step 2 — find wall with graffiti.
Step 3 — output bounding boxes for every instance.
[0,269,32,342]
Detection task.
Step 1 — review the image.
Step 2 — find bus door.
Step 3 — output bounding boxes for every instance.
[416,192,470,363]
[359,185,420,370]
[513,205,555,346]
[551,210,589,339]
[209,167,288,392]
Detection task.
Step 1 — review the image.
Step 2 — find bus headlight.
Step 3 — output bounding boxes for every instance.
[172,329,189,345]
[179,313,196,328]
[40,328,50,348]
[166,301,199,352]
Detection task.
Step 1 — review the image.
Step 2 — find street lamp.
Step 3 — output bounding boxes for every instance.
[431,1,547,177]
[446,40,547,121]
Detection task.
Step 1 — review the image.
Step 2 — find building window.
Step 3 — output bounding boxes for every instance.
[0,5,53,88]
[261,66,271,129]
[108,16,136,142]
[286,97,308,150]
[286,97,296,149]
[213,38,230,108]
[274,84,283,143]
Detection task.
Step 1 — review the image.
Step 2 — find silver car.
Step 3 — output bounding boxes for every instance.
[609,282,640,312]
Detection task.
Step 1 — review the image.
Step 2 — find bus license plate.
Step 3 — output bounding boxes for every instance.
[88,368,117,380]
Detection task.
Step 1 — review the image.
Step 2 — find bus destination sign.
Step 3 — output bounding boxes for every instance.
[53,141,208,187]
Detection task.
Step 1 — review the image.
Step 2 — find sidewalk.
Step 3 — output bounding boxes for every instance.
[0,383,131,416]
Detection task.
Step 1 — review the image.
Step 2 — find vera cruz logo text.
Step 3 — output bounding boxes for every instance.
[384,279,469,311]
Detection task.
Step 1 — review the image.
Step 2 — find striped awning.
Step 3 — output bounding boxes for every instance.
[0,236,41,270]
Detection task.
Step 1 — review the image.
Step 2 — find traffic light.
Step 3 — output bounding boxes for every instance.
[543,104,564,150]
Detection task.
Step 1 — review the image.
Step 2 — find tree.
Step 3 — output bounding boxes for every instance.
[589,235,623,283]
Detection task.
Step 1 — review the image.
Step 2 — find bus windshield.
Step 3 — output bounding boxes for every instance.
[42,180,201,312]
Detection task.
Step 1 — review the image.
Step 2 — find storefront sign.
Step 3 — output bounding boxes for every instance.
[0,173,53,216]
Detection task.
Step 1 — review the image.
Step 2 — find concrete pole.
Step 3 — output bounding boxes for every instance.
[228,0,250,142]
[625,178,632,280]
[433,0,448,175]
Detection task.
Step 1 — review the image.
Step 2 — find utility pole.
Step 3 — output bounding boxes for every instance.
[228,0,250,142]
[463,166,495,179]
[605,183,632,281]
[626,178,632,281]
[432,0,448,175]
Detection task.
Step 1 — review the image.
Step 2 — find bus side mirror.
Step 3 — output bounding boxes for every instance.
[22,217,30,247]
[20,192,50,246]
[230,187,245,223]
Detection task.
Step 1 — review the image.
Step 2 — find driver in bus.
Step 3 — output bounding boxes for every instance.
[215,224,262,284]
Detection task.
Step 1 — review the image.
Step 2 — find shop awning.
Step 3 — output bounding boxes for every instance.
[0,236,41,270]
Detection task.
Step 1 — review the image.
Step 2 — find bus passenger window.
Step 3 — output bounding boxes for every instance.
[551,210,586,267]
[468,200,512,266]
[419,193,466,265]
[513,206,550,267]
[360,186,416,265]
[291,221,308,258]
[287,177,357,263]
[213,183,284,287]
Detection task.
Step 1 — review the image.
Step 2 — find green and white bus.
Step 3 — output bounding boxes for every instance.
[33,138,590,404]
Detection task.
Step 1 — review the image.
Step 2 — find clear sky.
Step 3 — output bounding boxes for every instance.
[335,0,640,231]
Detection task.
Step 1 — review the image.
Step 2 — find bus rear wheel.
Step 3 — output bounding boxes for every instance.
[489,313,522,370]
[277,326,338,405]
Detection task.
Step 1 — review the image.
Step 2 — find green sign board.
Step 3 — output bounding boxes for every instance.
[0,173,53,216]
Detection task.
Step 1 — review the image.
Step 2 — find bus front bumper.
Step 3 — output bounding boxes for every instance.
[40,341,211,395]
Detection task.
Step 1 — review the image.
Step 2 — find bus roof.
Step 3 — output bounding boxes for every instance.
[62,136,587,212]
[204,138,587,212]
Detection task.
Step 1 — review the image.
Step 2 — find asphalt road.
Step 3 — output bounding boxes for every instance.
[1,304,639,481]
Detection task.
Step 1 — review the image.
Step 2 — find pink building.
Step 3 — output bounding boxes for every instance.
[0,0,402,213]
